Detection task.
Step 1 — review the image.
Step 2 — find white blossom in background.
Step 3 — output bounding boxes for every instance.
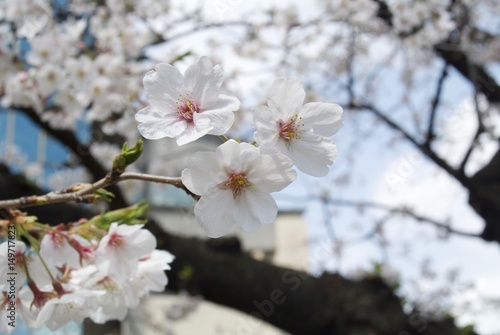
[0,24,16,84]
[26,33,63,67]
[182,140,296,238]
[47,166,91,191]
[34,64,63,97]
[253,77,343,177]
[90,142,122,169]
[2,71,43,113]
[0,143,28,168]
[135,56,240,145]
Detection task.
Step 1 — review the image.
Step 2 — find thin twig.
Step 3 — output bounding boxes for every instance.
[277,194,480,238]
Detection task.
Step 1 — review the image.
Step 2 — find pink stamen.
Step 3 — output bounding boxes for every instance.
[177,99,199,122]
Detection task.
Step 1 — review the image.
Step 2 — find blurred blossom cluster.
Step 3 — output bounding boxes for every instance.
[0,0,498,193]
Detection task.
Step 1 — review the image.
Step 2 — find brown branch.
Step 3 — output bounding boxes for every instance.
[0,172,185,209]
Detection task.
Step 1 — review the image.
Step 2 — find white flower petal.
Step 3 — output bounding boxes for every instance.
[287,133,337,177]
[248,154,296,193]
[232,195,259,232]
[194,190,236,238]
[300,102,343,136]
[245,190,278,225]
[253,105,279,131]
[217,140,260,172]
[143,64,183,111]
[184,57,223,108]
[127,229,156,258]
[136,106,186,139]
[204,110,235,135]
[176,113,212,146]
[266,77,305,118]
[182,152,225,195]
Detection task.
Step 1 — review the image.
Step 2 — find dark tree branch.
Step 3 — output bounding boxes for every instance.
[435,42,500,103]
[371,0,500,103]
[349,102,472,189]
[348,103,500,241]
[458,90,487,174]
[468,147,500,242]
[9,107,128,208]
[425,63,449,147]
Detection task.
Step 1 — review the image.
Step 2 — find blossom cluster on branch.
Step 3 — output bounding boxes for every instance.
[0,204,173,333]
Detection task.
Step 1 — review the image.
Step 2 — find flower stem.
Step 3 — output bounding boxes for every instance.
[219,135,230,142]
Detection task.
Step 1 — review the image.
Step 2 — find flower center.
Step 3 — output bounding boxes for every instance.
[108,233,123,249]
[279,114,303,142]
[50,232,65,248]
[177,99,199,122]
[222,173,251,198]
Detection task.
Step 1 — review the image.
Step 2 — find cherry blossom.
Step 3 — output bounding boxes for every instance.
[135,56,240,145]
[0,221,173,331]
[253,77,343,177]
[40,232,91,269]
[95,222,156,280]
[35,290,105,331]
[182,140,296,238]
[0,241,55,290]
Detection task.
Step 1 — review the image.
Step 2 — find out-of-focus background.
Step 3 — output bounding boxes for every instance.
[1,0,499,334]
